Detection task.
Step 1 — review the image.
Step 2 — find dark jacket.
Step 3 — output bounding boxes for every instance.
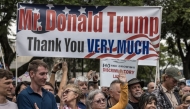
[152,84,181,109]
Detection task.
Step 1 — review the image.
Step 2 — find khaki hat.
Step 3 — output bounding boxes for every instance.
[165,67,183,81]
[128,78,144,88]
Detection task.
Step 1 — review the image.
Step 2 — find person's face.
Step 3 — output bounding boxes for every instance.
[0,77,13,97]
[78,81,88,94]
[130,83,143,99]
[89,86,94,92]
[166,76,178,90]
[183,96,190,107]
[43,85,54,94]
[109,83,120,102]
[91,93,107,109]
[144,100,156,109]
[101,87,108,93]
[148,83,155,93]
[180,84,186,90]
[11,85,16,95]
[182,87,190,95]
[185,96,190,105]
[30,66,48,87]
[18,84,27,94]
[62,87,78,103]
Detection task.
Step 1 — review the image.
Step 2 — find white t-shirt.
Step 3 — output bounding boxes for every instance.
[0,100,18,109]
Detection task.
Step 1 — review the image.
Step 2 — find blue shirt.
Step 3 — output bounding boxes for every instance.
[17,86,58,109]
[77,101,86,109]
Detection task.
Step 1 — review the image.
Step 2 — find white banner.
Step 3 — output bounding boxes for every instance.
[100,59,138,87]
[16,3,162,60]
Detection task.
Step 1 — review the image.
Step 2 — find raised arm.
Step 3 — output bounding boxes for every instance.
[49,63,60,88]
[110,70,128,109]
[57,62,68,99]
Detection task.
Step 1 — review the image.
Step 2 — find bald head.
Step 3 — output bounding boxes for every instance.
[68,78,75,84]
[147,82,155,93]
[182,86,190,95]
[109,80,122,102]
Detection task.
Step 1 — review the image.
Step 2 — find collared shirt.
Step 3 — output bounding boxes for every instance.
[77,101,86,109]
[162,85,178,108]
[17,86,58,109]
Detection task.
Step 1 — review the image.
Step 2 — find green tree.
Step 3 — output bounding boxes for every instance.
[137,66,156,82]
[146,0,190,79]
[159,43,182,72]
[156,0,190,79]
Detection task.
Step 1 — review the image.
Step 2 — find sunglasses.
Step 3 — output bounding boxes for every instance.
[63,90,77,95]
[94,98,106,104]
[184,90,190,92]
[185,100,190,104]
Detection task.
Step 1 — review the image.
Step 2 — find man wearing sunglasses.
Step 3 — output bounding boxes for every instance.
[152,67,183,109]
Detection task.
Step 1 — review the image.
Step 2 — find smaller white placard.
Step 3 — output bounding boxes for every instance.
[100,59,138,87]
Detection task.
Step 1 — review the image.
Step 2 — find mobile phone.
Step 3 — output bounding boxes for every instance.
[92,71,96,77]
[59,63,62,69]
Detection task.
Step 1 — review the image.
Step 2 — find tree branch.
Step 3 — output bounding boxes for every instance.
[184,38,189,52]
[177,38,185,60]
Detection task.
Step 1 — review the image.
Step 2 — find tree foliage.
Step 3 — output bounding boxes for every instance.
[156,0,190,79]
[159,42,182,71]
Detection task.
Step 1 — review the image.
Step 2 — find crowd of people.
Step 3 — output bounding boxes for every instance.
[0,59,190,109]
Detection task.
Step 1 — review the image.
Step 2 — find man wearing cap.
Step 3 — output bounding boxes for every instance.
[152,67,183,109]
[128,78,144,109]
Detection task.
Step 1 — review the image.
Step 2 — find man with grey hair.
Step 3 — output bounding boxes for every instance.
[147,82,155,93]
[181,86,190,95]
[74,72,99,109]
[108,80,133,109]
[128,78,144,109]
[74,76,88,109]
[152,67,183,109]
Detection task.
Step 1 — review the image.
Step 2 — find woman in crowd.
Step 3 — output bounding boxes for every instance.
[85,70,128,109]
[88,83,95,92]
[14,81,30,102]
[138,93,157,109]
[176,93,190,109]
[43,82,55,95]
[59,84,82,109]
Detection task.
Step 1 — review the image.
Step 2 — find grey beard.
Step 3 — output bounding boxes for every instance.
[134,96,140,101]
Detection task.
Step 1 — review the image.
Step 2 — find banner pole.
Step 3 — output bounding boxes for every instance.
[0,44,6,69]
[154,6,162,88]
[154,59,159,88]
[15,42,18,86]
